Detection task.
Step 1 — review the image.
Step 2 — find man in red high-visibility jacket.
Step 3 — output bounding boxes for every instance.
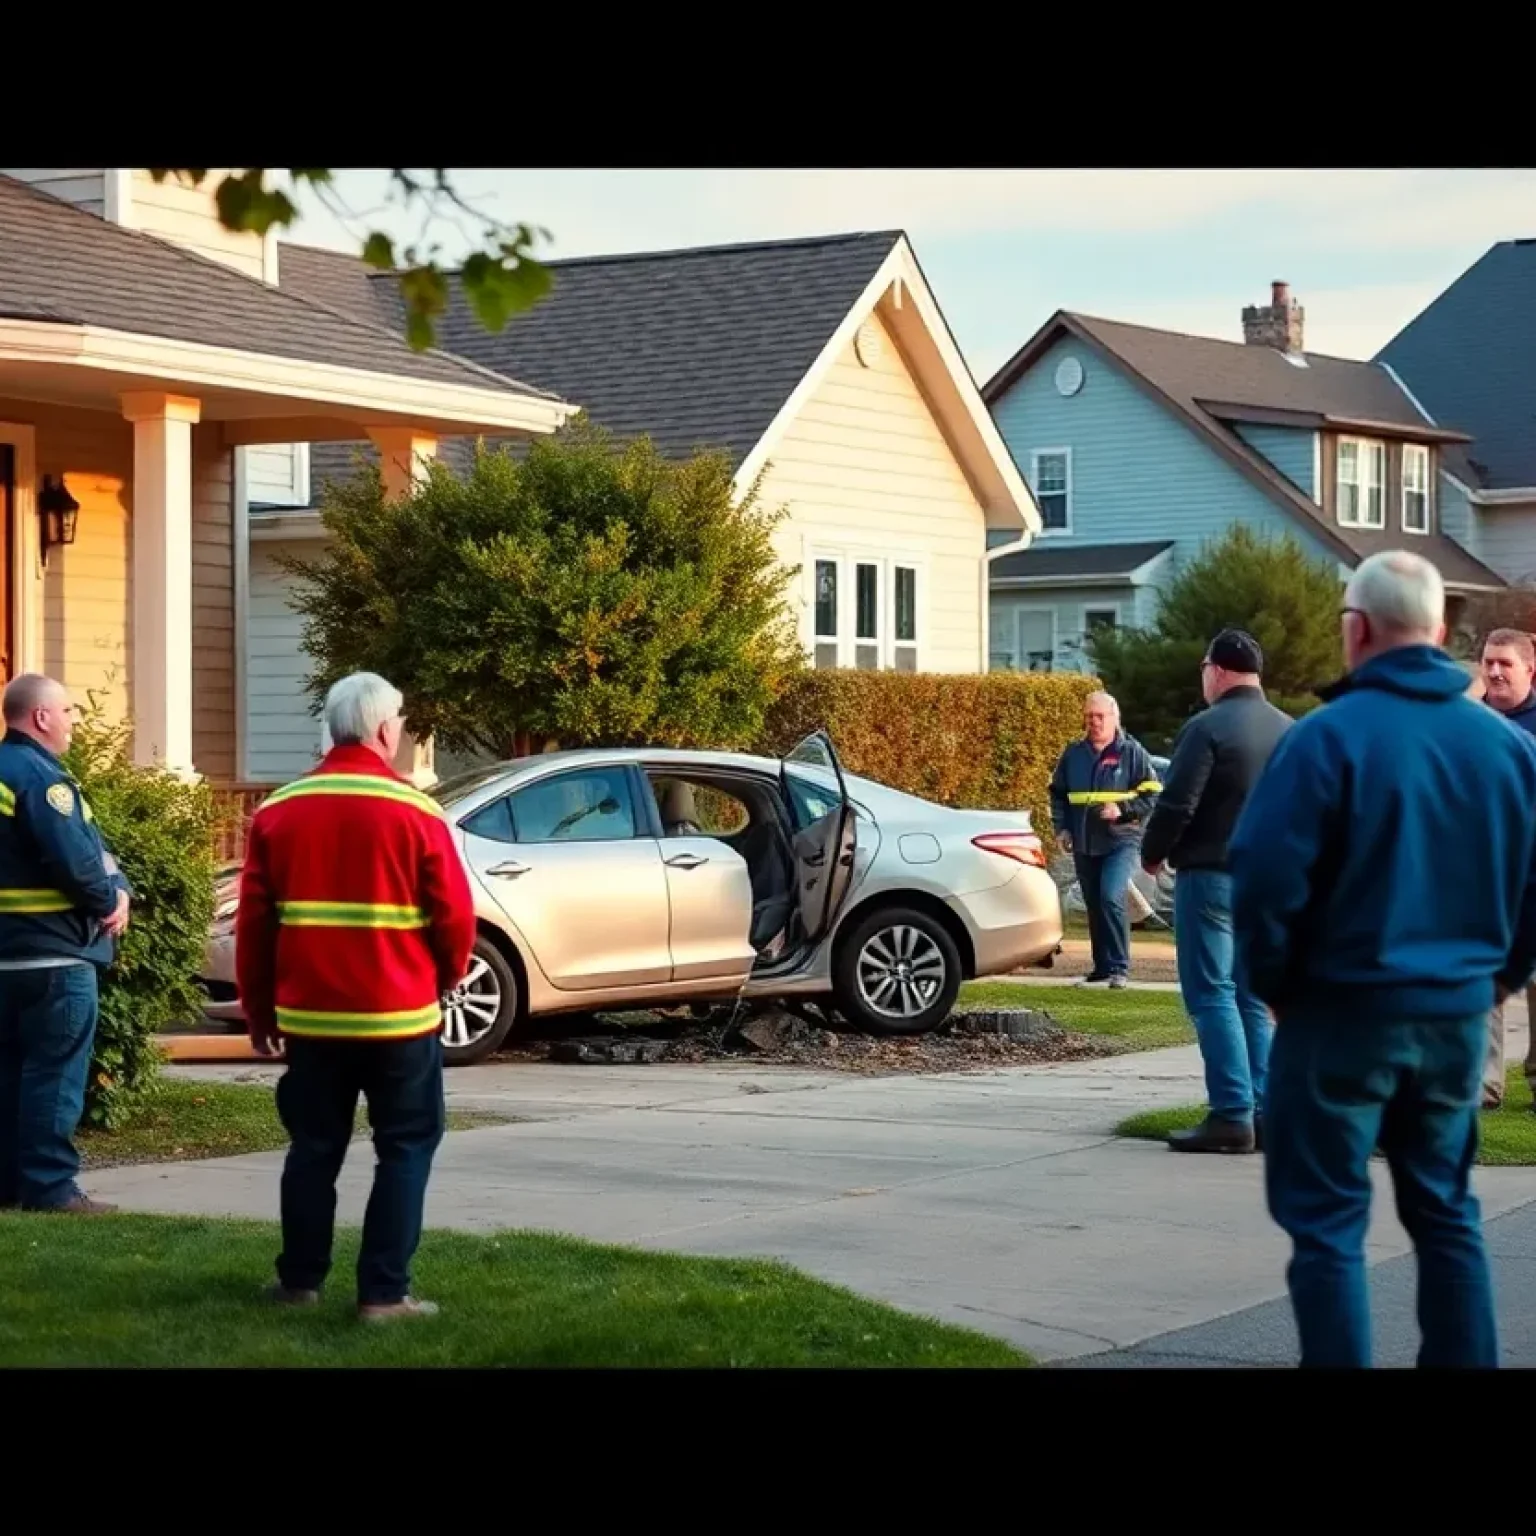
[236,671,477,1323]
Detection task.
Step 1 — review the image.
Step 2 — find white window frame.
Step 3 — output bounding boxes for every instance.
[1030,447,1073,537]
[1336,436,1386,529]
[808,546,926,671]
[1401,443,1431,534]
[1014,605,1059,673]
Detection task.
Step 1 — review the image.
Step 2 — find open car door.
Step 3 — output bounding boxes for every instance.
[780,729,857,947]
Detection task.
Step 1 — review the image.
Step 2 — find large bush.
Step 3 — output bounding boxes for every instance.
[1085,525,1343,751]
[61,700,219,1129]
[755,669,1100,849]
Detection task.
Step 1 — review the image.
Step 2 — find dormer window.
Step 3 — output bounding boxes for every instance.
[1402,443,1430,534]
[1337,437,1385,529]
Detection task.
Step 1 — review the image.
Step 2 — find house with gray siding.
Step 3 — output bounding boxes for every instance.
[981,281,1505,673]
[1376,239,1536,587]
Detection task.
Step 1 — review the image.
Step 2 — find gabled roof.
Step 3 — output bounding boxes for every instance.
[982,310,1501,590]
[1375,239,1536,492]
[991,539,1173,584]
[0,173,560,400]
[283,232,902,487]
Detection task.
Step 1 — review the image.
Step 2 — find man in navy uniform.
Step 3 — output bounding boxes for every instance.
[0,673,132,1213]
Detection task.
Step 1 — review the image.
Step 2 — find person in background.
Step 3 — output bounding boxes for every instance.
[1478,627,1536,1110]
[1229,551,1536,1368]
[236,672,477,1323]
[1140,630,1292,1154]
[1049,692,1162,990]
[0,673,131,1214]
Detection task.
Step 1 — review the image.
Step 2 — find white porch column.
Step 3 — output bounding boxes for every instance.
[365,426,438,787]
[121,391,200,776]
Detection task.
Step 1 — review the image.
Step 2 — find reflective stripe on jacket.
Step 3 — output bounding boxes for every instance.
[234,745,478,1041]
[1049,731,1162,857]
[0,729,131,967]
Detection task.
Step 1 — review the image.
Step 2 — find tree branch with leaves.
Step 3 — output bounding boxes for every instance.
[147,168,551,350]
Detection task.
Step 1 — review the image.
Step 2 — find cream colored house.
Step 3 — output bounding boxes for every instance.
[0,169,574,798]
[240,229,1041,782]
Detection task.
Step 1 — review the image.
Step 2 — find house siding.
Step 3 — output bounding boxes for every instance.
[1,169,107,218]
[1466,503,1536,585]
[1440,474,1480,555]
[246,538,323,782]
[990,584,1133,674]
[0,397,237,778]
[1233,423,1318,500]
[243,443,310,507]
[988,336,1339,566]
[759,308,989,673]
[128,169,271,281]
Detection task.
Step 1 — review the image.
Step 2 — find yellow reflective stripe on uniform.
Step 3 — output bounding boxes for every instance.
[277,900,429,930]
[258,774,440,818]
[1135,780,1163,794]
[1067,790,1138,804]
[275,1002,443,1039]
[0,782,14,817]
[0,888,74,913]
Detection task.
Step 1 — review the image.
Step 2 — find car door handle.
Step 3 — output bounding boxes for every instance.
[486,860,531,878]
[665,853,709,869]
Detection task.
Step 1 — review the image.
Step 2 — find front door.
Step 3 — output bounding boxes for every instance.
[0,445,13,688]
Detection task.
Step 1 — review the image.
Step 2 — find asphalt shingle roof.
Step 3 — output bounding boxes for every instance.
[0,174,559,400]
[1375,239,1536,491]
[282,231,903,493]
[990,539,1173,582]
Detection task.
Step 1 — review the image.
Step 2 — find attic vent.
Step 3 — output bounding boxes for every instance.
[1055,356,1085,396]
[854,320,883,368]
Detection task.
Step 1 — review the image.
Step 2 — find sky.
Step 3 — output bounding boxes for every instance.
[287,169,1536,383]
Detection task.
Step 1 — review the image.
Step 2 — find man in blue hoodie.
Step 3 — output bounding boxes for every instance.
[1478,627,1536,1108]
[1229,551,1536,1369]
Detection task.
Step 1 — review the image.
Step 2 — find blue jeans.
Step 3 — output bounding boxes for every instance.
[274,1032,446,1305]
[1075,843,1137,978]
[0,963,99,1210]
[1174,869,1272,1123]
[1264,1010,1496,1369]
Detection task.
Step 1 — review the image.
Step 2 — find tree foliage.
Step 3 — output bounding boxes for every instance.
[61,694,219,1129]
[1084,525,1344,751]
[147,169,549,351]
[279,419,805,759]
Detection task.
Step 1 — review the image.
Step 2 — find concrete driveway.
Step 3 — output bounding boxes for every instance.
[90,1000,1536,1365]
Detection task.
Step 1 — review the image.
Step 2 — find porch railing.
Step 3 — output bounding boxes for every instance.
[210,783,271,865]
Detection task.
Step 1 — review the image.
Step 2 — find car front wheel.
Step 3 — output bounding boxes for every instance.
[441,936,519,1067]
[832,905,962,1036]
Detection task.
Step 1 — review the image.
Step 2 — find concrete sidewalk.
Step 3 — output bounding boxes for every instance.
[90,1015,1536,1365]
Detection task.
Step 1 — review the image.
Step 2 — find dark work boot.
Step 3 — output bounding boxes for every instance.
[1168,1115,1256,1155]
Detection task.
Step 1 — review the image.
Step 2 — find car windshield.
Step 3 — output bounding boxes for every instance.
[429,761,522,810]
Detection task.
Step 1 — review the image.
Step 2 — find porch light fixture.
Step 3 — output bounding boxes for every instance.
[38,475,80,564]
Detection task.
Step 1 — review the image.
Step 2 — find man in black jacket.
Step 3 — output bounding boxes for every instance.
[1141,629,1292,1153]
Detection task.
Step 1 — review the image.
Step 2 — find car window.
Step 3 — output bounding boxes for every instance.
[510,767,638,843]
[460,796,516,845]
[784,768,842,830]
[651,777,750,836]
[431,762,520,810]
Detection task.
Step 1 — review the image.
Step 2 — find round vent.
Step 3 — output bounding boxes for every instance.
[1055,356,1084,396]
[854,320,883,368]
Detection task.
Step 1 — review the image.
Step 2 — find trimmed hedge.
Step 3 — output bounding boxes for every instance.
[754,670,1101,846]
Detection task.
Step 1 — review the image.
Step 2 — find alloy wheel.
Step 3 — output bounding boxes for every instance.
[855,924,948,1020]
[442,953,503,1050]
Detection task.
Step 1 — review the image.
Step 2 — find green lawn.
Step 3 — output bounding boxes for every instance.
[1063,912,1176,947]
[80,1079,507,1169]
[957,981,1196,1053]
[1115,1067,1536,1166]
[0,1213,1030,1368]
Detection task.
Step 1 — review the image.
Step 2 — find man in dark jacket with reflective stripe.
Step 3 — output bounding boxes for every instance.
[1049,691,1162,989]
[0,673,132,1214]
[1141,629,1292,1153]
[1478,627,1536,1109]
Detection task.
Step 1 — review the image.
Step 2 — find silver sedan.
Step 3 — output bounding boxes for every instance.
[200,731,1065,1065]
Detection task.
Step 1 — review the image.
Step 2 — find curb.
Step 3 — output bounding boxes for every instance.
[158,1034,263,1063]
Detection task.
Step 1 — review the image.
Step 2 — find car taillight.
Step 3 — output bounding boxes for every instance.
[973,832,1048,868]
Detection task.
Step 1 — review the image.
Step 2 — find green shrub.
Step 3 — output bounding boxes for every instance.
[754,669,1099,848]
[62,698,219,1129]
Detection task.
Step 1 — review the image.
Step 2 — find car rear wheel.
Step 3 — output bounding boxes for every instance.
[441,936,519,1067]
[832,905,962,1036]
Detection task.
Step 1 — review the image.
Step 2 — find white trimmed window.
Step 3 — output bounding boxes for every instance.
[1031,449,1072,534]
[811,550,923,671]
[1402,443,1430,534]
[1337,437,1385,529]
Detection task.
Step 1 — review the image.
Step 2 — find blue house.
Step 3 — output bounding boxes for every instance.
[980,281,1505,672]
[1376,239,1536,588]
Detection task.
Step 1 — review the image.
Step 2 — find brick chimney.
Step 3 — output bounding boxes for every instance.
[1242,280,1305,354]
